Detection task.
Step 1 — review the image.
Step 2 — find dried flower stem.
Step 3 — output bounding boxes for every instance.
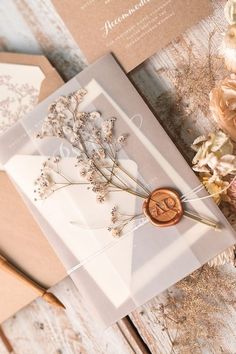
[113,161,151,195]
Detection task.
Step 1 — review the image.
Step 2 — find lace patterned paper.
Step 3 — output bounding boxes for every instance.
[0,63,45,135]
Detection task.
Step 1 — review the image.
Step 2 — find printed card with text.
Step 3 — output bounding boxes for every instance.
[53,0,212,71]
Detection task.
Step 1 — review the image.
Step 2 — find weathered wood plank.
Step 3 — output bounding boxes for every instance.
[130,266,236,354]
[129,1,236,353]
[2,278,135,354]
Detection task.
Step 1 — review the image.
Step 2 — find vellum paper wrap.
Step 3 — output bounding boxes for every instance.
[0,54,235,327]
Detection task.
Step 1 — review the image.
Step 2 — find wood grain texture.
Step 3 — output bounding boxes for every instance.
[129,1,236,353]
[0,0,236,353]
[2,279,136,354]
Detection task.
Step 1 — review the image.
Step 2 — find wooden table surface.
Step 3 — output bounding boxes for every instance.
[0,1,236,353]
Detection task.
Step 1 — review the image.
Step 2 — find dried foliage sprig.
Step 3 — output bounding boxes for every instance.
[35,89,151,236]
[108,207,144,238]
[149,266,236,353]
[34,156,90,200]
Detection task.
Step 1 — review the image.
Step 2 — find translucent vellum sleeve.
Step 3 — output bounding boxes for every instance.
[0,55,235,328]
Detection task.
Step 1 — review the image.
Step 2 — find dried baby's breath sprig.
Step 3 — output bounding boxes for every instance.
[117,134,128,145]
[35,89,151,236]
[34,157,89,201]
[108,207,143,237]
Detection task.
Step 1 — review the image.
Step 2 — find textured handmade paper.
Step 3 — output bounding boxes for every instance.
[53,0,212,72]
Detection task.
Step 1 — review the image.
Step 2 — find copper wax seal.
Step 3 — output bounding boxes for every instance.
[143,188,183,227]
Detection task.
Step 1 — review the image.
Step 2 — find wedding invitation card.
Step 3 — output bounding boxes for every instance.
[1,54,235,327]
[52,0,212,72]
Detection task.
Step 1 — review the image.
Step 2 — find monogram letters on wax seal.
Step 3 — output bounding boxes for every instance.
[143,188,183,227]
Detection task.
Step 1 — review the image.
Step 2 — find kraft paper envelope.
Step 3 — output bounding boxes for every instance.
[0,53,66,323]
[0,52,64,102]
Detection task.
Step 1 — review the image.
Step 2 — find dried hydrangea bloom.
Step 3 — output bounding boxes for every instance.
[210,75,236,141]
[191,132,236,266]
[191,131,236,177]
[199,173,230,205]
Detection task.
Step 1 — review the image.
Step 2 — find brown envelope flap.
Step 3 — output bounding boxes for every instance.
[0,53,66,323]
[0,268,41,325]
[0,171,66,286]
[0,52,64,101]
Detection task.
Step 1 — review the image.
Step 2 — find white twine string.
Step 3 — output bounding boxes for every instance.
[67,176,236,275]
[181,176,236,203]
[180,184,205,200]
[67,217,148,275]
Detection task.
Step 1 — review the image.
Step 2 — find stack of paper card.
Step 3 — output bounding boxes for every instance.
[0,54,235,327]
